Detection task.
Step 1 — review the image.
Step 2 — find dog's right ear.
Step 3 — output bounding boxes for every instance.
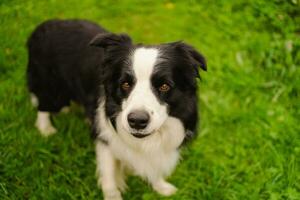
[89,33,132,49]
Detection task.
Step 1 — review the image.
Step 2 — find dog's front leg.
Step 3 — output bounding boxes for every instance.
[96,140,122,200]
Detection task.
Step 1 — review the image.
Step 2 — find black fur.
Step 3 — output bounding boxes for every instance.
[153,42,205,142]
[27,19,106,120]
[90,33,134,130]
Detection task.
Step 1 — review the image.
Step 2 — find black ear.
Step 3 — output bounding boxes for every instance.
[186,44,207,71]
[89,33,132,48]
[174,42,207,73]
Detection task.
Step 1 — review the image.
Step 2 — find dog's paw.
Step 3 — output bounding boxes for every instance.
[35,123,57,137]
[153,180,177,196]
[35,111,57,137]
[104,190,122,200]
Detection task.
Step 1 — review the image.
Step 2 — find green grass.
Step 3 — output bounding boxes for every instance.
[1,0,300,199]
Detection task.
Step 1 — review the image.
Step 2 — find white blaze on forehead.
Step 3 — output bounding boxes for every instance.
[132,48,159,80]
[121,47,168,134]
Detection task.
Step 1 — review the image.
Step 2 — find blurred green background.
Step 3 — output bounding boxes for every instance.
[0,0,299,199]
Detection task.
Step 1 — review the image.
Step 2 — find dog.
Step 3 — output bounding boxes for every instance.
[27,19,206,200]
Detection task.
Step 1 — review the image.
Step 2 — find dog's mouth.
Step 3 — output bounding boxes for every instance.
[131,133,151,139]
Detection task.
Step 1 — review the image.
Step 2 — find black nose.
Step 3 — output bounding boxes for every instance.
[127,110,150,130]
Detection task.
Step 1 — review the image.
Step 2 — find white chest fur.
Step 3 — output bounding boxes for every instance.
[96,101,185,182]
[109,122,182,182]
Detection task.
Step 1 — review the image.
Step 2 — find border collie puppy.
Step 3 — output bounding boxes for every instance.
[27,19,206,200]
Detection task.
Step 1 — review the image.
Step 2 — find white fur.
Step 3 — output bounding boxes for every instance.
[96,141,123,200]
[113,114,184,181]
[35,111,56,136]
[95,47,186,199]
[152,178,178,196]
[96,100,185,199]
[121,48,168,135]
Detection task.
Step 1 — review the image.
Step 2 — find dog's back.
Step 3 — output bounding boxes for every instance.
[27,19,106,135]
[27,19,106,115]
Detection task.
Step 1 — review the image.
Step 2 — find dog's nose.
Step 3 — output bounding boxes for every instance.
[127,110,150,130]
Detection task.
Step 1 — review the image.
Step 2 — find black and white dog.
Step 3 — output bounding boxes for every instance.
[27,19,206,200]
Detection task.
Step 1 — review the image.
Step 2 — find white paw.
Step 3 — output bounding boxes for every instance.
[35,111,57,137]
[153,181,177,196]
[103,190,122,200]
[35,122,57,136]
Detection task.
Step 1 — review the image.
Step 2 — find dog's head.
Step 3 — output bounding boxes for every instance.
[90,33,206,140]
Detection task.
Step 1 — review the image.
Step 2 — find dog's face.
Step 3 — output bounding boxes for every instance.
[90,33,206,140]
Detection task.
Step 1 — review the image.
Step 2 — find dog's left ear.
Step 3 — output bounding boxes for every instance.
[174,42,207,75]
[89,33,132,49]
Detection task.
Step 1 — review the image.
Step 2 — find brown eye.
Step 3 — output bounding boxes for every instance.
[121,82,131,91]
[159,83,170,92]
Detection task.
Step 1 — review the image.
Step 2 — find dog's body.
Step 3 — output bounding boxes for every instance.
[27,19,206,200]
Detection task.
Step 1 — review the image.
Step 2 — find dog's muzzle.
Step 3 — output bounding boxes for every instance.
[127,110,151,138]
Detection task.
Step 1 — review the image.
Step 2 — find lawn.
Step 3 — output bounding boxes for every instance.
[0,0,299,199]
